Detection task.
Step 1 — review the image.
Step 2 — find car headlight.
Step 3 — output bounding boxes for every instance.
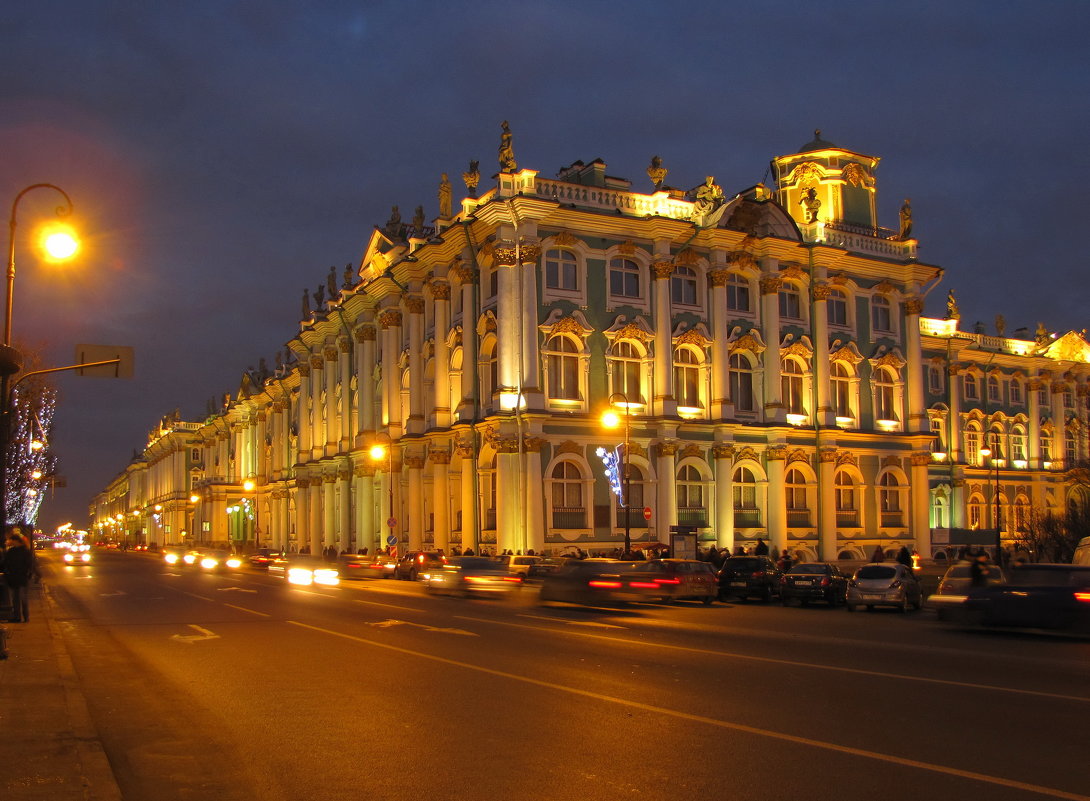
[64,552,74,563]
[200,557,218,569]
[165,553,179,564]
[80,553,91,563]
[287,568,314,585]
[226,557,243,569]
[313,569,339,586]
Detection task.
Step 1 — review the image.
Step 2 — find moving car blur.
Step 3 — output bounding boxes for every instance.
[63,544,92,565]
[539,560,663,606]
[846,563,922,612]
[197,549,244,572]
[925,561,1006,619]
[395,550,446,581]
[638,559,718,604]
[274,555,340,586]
[957,564,1090,633]
[337,552,395,579]
[423,556,523,596]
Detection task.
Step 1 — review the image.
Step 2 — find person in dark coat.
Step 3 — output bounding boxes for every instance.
[895,546,913,569]
[3,532,39,623]
[754,538,769,555]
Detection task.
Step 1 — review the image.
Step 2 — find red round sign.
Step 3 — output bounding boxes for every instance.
[643,506,652,520]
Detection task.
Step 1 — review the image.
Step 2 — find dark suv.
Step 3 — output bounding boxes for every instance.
[717,556,783,602]
[395,550,446,581]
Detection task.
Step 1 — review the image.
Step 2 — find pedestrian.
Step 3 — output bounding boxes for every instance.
[778,549,793,572]
[3,532,39,623]
[969,551,992,587]
[895,545,913,569]
[755,538,769,555]
[871,545,885,563]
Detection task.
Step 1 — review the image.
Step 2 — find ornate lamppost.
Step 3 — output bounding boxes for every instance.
[601,392,634,557]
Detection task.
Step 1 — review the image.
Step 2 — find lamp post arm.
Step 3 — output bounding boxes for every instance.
[7,184,74,346]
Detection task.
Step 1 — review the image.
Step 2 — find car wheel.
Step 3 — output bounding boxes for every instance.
[846,603,856,612]
[701,595,714,606]
[866,604,874,612]
[912,593,923,611]
[762,585,773,603]
[899,594,909,614]
[409,568,418,581]
[800,599,809,607]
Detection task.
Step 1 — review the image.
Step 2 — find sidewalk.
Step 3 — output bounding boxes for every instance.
[0,583,122,801]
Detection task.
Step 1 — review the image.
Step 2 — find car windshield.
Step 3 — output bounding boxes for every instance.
[724,558,763,570]
[788,563,827,574]
[856,565,897,580]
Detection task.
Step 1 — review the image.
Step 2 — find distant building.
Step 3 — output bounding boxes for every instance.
[90,132,1090,560]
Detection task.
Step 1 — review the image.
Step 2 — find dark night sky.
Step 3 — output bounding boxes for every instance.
[2,1,1088,531]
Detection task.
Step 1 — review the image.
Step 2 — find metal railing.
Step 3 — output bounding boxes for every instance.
[734,509,761,528]
[551,507,586,529]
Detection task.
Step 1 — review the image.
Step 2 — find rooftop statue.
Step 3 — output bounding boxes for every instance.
[438,173,452,218]
[412,205,426,234]
[342,263,355,291]
[314,282,325,308]
[327,265,338,299]
[691,176,726,226]
[800,187,821,224]
[995,314,1006,337]
[462,160,480,197]
[498,120,517,172]
[945,289,960,321]
[899,198,913,240]
[301,288,311,319]
[647,155,668,190]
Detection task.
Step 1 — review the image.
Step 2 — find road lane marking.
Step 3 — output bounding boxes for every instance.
[177,591,216,602]
[218,587,258,593]
[366,619,477,636]
[223,604,270,617]
[454,615,1090,705]
[170,625,220,644]
[287,619,1089,801]
[99,591,126,597]
[515,613,626,629]
[353,599,425,613]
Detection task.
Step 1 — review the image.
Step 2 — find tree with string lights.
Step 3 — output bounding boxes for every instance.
[3,371,58,528]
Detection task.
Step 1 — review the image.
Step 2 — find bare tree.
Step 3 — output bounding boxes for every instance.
[1013,498,1090,563]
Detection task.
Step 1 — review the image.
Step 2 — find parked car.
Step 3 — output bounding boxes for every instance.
[780,562,848,606]
[717,556,782,602]
[498,554,543,576]
[337,552,394,580]
[846,563,922,612]
[639,559,718,604]
[539,559,663,606]
[424,556,524,597]
[395,551,447,581]
[526,557,570,579]
[925,561,1006,619]
[955,564,1090,633]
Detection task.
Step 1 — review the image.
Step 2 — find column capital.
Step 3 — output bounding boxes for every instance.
[451,265,477,285]
[905,297,924,315]
[428,281,451,301]
[404,295,425,315]
[910,451,933,466]
[766,445,788,461]
[811,283,832,301]
[655,441,679,457]
[310,355,324,370]
[323,346,338,362]
[519,239,541,264]
[493,241,519,267]
[355,324,376,343]
[428,450,451,465]
[708,268,730,288]
[378,309,402,329]
[759,276,782,295]
[711,443,735,460]
[405,455,426,469]
[651,259,675,280]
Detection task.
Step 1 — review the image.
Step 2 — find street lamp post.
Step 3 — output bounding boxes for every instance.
[602,392,633,557]
[369,444,394,554]
[1,184,78,538]
[980,434,1003,563]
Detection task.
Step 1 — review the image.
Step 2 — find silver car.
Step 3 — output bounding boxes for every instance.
[423,556,524,597]
[846,563,922,612]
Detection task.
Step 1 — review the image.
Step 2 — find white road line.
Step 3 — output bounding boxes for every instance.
[286,619,1089,801]
[223,604,270,617]
[353,599,426,613]
[515,613,626,629]
[455,614,1090,705]
[178,591,215,602]
[170,624,220,644]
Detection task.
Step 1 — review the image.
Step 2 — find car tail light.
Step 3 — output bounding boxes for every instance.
[502,576,522,583]
[654,578,681,585]
[589,580,622,589]
[751,571,764,578]
[629,581,659,589]
[820,576,830,587]
[890,580,902,589]
[1075,592,1090,603]
[417,554,425,563]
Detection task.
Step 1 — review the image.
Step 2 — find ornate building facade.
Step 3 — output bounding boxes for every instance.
[91,130,1090,560]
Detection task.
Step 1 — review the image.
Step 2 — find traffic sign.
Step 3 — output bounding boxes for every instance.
[643,506,652,520]
[386,534,398,546]
[387,517,397,529]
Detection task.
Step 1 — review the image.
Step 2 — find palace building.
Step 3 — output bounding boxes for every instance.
[91,129,1090,560]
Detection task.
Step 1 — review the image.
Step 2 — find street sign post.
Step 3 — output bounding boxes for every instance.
[643,506,652,520]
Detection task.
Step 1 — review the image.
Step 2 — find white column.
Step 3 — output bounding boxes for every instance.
[406,454,424,550]
[766,447,787,552]
[910,452,931,558]
[357,324,377,442]
[818,449,837,560]
[709,268,731,420]
[323,346,337,455]
[496,446,520,553]
[295,479,309,553]
[812,284,834,426]
[379,309,402,436]
[760,273,784,423]
[308,479,322,555]
[1028,375,1042,467]
[524,445,544,554]
[337,470,351,553]
[323,475,337,550]
[651,258,675,417]
[1050,378,1066,466]
[455,266,478,419]
[495,242,521,410]
[431,451,450,553]
[308,356,324,460]
[905,298,927,432]
[655,442,678,532]
[431,282,452,428]
[338,339,351,451]
[458,442,479,553]
[713,445,734,551]
[947,366,962,464]
[519,242,544,410]
[406,295,425,433]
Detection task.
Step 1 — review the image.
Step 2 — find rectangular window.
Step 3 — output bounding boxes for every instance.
[779,290,801,320]
[964,376,979,400]
[727,280,750,312]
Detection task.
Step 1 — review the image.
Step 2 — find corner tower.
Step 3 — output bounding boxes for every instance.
[772,130,880,231]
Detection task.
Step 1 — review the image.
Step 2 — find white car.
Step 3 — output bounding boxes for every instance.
[846,563,923,612]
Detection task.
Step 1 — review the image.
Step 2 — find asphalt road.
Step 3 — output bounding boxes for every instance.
[41,550,1090,801]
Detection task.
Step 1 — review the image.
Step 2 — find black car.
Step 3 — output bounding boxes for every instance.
[717,556,782,602]
[539,559,663,606]
[395,551,447,581]
[958,564,1090,633]
[779,562,848,606]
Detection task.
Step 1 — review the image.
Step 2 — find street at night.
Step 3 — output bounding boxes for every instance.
[33,550,1090,801]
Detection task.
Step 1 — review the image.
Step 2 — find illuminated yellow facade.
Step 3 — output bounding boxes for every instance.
[90,131,1089,560]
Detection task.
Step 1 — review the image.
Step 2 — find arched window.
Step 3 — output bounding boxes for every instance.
[1041,431,1052,462]
[545,335,581,401]
[781,358,805,415]
[671,266,698,306]
[968,494,985,529]
[1010,379,1024,405]
[1065,430,1077,465]
[988,426,1005,460]
[928,365,943,394]
[779,283,802,320]
[733,466,759,527]
[871,295,892,333]
[729,352,755,413]
[726,273,751,312]
[831,361,853,420]
[834,472,859,526]
[874,367,897,422]
[827,289,848,326]
[1014,496,1029,532]
[674,346,703,411]
[878,472,904,526]
[987,375,1001,403]
[544,249,578,291]
[964,374,980,401]
[550,461,585,529]
[785,468,809,527]
[677,464,705,520]
[608,340,644,405]
[609,257,641,299]
[480,338,498,408]
[1010,425,1027,462]
[965,423,982,466]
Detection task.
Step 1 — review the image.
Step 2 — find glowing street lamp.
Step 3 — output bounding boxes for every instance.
[601,392,634,557]
[369,444,395,552]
